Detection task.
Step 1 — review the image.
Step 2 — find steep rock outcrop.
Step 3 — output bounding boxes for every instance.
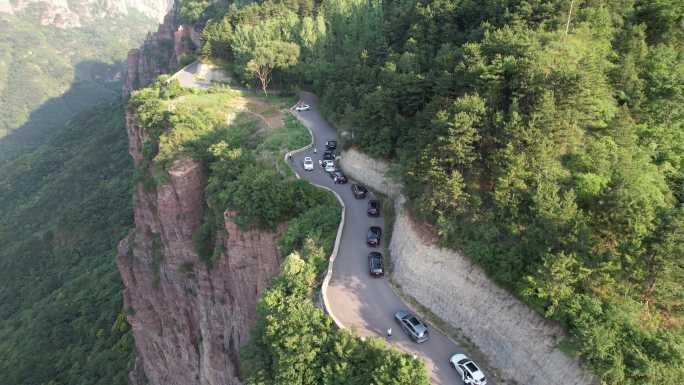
[123,12,200,96]
[117,110,284,385]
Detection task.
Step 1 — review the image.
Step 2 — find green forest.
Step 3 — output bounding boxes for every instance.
[183,0,683,383]
[0,10,155,161]
[0,104,135,385]
[0,9,158,385]
[1,0,681,383]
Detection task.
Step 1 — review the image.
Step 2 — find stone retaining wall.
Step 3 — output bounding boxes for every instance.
[339,148,401,198]
[340,148,596,385]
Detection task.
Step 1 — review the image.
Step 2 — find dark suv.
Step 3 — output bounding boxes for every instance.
[325,140,337,150]
[394,310,429,343]
[367,200,380,216]
[366,226,382,246]
[368,252,384,277]
[323,150,335,161]
[329,171,348,184]
[351,183,368,199]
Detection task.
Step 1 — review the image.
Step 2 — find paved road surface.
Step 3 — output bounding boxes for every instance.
[290,93,489,385]
[171,62,213,89]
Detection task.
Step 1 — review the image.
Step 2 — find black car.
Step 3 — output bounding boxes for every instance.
[325,140,337,150]
[329,171,348,184]
[351,183,368,199]
[368,252,384,277]
[367,226,382,246]
[367,200,380,216]
[323,150,335,161]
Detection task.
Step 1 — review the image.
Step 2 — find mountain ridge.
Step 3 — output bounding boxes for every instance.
[0,0,173,27]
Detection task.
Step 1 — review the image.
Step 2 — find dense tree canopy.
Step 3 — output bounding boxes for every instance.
[197,0,684,383]
[0,11,156,161]
[0,104,134,385]
[242,248,431,385]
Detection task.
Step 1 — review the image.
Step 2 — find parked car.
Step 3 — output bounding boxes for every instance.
[303,156,314,171]
[394,310,429,343]
[367,200,380,217]
[329,170,348,184]
[323,150,335,161]
[295,104,311,111]
[320,159,335,172]
[351,183,368,199]
[450,354,487,385]
[366,226,382,246]
[368,252,384,277]
[325,140,337,150]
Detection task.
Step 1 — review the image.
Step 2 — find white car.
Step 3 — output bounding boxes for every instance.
[320,159,335,173]
[295,104,311,111]
[303,156,314,171]
[450,354,487,385]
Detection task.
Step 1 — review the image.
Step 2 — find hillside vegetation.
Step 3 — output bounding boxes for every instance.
[0,11,155,160]
[0,104,135,385]
[181,0,683,383]
[130,78,431,384]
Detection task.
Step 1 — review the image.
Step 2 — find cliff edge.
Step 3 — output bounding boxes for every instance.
[116,11,282,385]
[117,108,284,385]
[123,11,200,97]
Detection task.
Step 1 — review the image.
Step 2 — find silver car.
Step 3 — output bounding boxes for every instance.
[394,310,429,343]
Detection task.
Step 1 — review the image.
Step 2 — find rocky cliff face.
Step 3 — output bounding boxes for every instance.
[118,10,282,384]
[118,110,284,385]
[123,11,200,97]
[1,0,173,27]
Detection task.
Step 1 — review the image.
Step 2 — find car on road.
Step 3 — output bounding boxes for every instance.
[367,200,380,216]
[351,183,368,199]
[303,156,314,171]
[366,226,382,246]
[329,170,348,184]
[295,104,311,111]
[323,150,335,161]
[325,140,337,150]
[450,354,487,385]
[368,252,384,277]
[394,310,429,343]
[320,159,336,173]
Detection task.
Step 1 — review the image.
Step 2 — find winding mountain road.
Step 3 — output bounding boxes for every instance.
[290,93,489,385]
[171,60,489,384]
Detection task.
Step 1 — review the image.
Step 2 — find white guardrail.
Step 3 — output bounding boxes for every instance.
[285,103,346,330]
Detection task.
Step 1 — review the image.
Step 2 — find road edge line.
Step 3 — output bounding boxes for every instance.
[285,102,347,330]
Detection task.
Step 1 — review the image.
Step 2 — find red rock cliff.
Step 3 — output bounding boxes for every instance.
[122,7,201,97]
[117,109,283,385]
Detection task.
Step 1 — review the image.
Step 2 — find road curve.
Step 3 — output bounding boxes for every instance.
[290,93,487,385]
[168,60,485,384]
